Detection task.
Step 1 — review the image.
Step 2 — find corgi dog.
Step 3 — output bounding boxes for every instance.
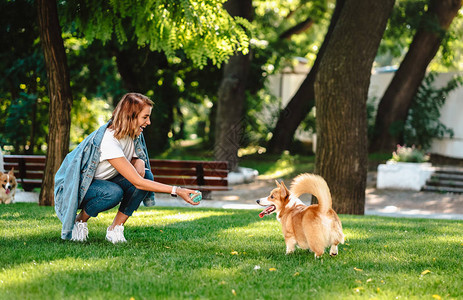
[257,173,344,258]
[0,168,17,204]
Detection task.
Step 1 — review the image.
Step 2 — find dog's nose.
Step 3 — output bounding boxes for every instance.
[256,199,260,204]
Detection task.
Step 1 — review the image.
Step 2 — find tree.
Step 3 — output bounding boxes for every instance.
[314,0,394,214]
[214,0,253,171]
[370,0,462,153]
[267,0,343,154]
[37,0,73,206]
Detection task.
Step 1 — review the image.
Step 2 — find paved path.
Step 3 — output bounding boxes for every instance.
[12,172,463,220]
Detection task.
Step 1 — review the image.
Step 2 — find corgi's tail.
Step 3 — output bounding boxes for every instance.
[290,173,332,213]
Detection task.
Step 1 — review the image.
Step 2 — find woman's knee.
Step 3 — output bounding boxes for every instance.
[83,180,124,216]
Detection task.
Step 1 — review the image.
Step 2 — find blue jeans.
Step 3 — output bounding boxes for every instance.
[80,170,154,217]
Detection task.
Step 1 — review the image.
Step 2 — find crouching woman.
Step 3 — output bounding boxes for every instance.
[54,93,200,243]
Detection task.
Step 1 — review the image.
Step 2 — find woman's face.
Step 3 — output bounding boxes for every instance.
[136,105,152,136]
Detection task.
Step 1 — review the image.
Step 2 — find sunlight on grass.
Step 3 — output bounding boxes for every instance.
[130,209,234,227]
[1,205,463,299]
[258,152,296,179]
[0,257,114,287]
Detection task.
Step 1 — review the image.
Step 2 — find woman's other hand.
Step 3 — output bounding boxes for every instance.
[131,158,145,177]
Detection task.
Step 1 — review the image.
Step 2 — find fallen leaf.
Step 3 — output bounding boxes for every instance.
[219,281,226,285]
[164,246,170,249]
[432,295,441,300]
[366,278,373,283]
[354,267,363,272]
[293,272,300,276]
[269,268,277,271]
[231,289,237,296]
[421,270,431,275]
[230,251,238,255]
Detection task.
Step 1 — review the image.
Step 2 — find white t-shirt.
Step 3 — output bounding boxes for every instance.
[94,129,136,180]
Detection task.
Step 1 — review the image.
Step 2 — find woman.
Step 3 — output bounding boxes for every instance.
[54,93,200,243]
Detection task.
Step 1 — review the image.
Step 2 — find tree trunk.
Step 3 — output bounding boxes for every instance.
[370,0,462,153]
[214,0,253,171]
[267,0,345,154]
[315,0,394,215]
[37,0,73,206]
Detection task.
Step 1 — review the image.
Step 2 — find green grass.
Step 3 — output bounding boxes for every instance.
[1,204,462,299]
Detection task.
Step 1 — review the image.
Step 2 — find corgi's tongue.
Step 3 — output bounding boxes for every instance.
[5,188,10,195]
[259,205,276,218]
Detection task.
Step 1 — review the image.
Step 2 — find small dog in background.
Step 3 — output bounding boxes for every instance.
[0,168,17,204]
[257,173,345,258]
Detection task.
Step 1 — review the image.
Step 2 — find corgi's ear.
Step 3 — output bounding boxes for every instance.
[9,168,14,175]
[279,181,289,198]
[275,179,280,187]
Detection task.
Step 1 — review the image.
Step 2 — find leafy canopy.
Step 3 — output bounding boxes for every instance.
[60,0,251,67]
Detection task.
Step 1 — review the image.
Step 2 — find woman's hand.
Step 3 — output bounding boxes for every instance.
[177,187,201,206]
[131,158,145,177]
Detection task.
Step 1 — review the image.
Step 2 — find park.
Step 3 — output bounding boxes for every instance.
[1,0,463,299]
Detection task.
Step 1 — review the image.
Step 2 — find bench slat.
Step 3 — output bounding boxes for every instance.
[3,155,46,163]
[151,159,228,170]
[4,163,45,172]
[153,168,228,178]
[153,176,228,186]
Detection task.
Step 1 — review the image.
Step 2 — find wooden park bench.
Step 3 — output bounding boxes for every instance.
[3,155,229,198]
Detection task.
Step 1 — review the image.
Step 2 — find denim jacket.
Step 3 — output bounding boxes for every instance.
[54,121,155,240]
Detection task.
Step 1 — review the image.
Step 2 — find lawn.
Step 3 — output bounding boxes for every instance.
[1,203,462,299]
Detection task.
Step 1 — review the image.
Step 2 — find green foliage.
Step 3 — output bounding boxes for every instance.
[404,72,462,150]
[59,0,251,68]
[390,145,430,163]
[377,0,463,70]
[70,97,113,149]
[1,204,463,299]
[0,0,50,153]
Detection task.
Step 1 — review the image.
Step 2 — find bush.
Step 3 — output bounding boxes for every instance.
[390,144,430,163]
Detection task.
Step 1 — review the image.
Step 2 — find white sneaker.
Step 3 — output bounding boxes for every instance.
[71,221,88,242]
[106,225,127,244]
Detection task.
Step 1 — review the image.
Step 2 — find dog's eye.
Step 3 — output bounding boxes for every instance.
[270,195,274,199]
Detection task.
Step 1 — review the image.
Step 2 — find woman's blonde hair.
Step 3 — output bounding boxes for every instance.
[110,93,154,139]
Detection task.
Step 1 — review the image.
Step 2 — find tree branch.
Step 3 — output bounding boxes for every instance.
[279,17,314,40]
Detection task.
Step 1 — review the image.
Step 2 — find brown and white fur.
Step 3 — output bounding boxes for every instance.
[0,168,17,204]
[257,173,344,258]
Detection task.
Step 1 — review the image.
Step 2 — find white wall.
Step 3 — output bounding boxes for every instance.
[369,71,463,159]
[270,68,463,158]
